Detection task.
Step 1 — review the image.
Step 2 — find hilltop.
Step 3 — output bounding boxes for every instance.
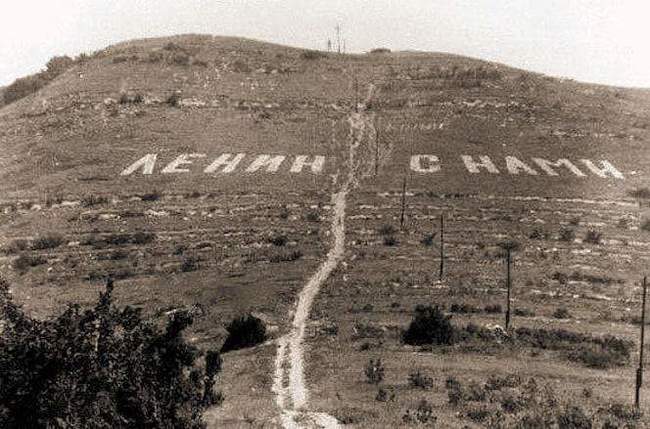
[1,35,650,427]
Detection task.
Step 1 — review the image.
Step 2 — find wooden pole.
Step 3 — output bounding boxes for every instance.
[636,276,648,410]
[439,213,444,280]
[505,248,511,331]
[399,176,407,230]
[374,118,379,177]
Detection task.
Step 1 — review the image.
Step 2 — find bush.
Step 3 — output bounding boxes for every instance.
[529,228,548,240]
[268,234,288,247]
[0,279,222,428]
[383,235,398,246]
[81,194,108,207]
[31,234,65,250]
[408,370,433,390]
[584,229,602,245]
[420,233,435,246]
[220,314,267,353]
[513,307,535,317]
[402,399,436,425]
[304,209,320,222]
[484,304,502,314]
[450,303,480,314]
[364,358,385,384]
[403,305,456,346]
[269,249,302,263]
[569,345,628,369]
[629,187,650,199]
[300,50,327,60]
[559,227,575,242]
[141,191,161,202]
[375,387,395,402]
[3,239,28,254]
[167,92,182,107]
[4,56,75,105]
[556,406,592,428]
[370,48,391,54]
[180,256,199,272]
[553,307,571,319]
[641,219,650,232]
[12,254,47,271]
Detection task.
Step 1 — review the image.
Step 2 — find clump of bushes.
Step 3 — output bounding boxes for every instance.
[584,229,602,244]
[484,304,502,314]
[141,190,161,202]
[12,254,47,272]
[269,249,302,263]
[403,305,456,346]
[31,233,65,250]
[408,370,433,390]
[552,306,571,319]
[629,187,650,199]
[268,234,288,247]
[450,302,481,314]
[220,314,267,353]
[559,227,575,242]
[364,358,385,384]
[402,399,436,425]
[81,194,108,207]
[370,48,391,54]
[378,224,397,236]
[3,239,28,254]
[3,55,76,105]
[0,279,222,428]
[420,233,435,246]
[383,235,398,246]
[180,256,199,272]
[300,50,328,60]
[641,219,650,232]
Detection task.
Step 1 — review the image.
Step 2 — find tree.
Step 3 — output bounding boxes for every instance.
[0,277,222,428]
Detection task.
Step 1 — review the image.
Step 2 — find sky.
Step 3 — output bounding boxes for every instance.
[1,0,649,88]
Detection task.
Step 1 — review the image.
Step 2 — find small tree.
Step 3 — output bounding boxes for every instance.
[364,358,385,384]
[403,305,456,346]
[220,314,267,353]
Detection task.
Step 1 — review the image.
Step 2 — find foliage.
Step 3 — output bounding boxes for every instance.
[559,227,576,242]
[3,55,75,105]
[12,254,47,272]
[31,233,65,250]
[0,278,222,428]
[403,305,456,346]
[584,229,603,245]
[220,314,267,353]
[408,370,433,390]
[364,358,385,384]
[402,399,437,425]
[300,50,328,60]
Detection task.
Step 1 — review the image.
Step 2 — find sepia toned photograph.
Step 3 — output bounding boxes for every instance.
[1,1,649,427]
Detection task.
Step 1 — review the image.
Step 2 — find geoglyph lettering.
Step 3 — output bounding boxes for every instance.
[461,155,499,174]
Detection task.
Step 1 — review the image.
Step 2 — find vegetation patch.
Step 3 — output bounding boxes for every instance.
[220,314,267,353]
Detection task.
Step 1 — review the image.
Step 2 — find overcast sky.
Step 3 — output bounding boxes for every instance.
[1,0,648,87]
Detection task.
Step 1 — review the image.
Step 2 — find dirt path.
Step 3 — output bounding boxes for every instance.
[272,88,385,428]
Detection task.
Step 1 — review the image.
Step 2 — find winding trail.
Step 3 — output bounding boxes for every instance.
[272,187,348,428]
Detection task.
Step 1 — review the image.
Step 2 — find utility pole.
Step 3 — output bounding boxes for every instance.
[399,176,407,230]
[439,213,444,280]
[637,276,648,410]
[505,248,512,331]
[374,117,380,176]
[335,24,341,54]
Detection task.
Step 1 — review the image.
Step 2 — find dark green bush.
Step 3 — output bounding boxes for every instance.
[31,234,65,250]
[0,278,222,428]
[12,254,47,271]
[300,50,327,60]
[364,358,385,384]
[403,305,456,346]
[220,314,267,353]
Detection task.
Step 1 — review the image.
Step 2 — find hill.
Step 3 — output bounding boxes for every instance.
[1,34,650,428]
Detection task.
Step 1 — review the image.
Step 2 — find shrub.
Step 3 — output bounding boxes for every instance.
[364,358,385,384]
[268,234,288,247]
[304,209,320,222]
[231,59,250,72]
[220,314,267,353]
[180,256,199,272]
[141,191,161,202]
[31,234,65,250]
[513,307,535,317]
[497,239,521,252]
[569,345,628,369]
[584,229,602,245]
[0,279,222,428]
[484,304,502,314]
[629,187,650,199]
[559,227,575,242]
[556,406,592,429]
[132,231,156,245]
[383,235,398,246]
[450,303,480,314]
[408,370,433,390]
[119,93,144,104]
[420,233,435,246]
[375,387,395,402]
[528,228,548,240]
[300,50,327,60]
[269,249,302,263]
[370,48,391,54]
[402,399,436,425]
[81,194,108,207]
[12,254,47,271]
[171,53,191,66]
[3,55,75,105]
[167,92,182,107]
[403,305,456,346]
[3,239,28,254]
[553,307,571,319]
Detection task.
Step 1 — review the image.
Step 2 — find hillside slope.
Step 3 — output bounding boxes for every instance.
[1,34,650,428]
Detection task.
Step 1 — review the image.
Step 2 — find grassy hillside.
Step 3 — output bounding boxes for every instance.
[1,34,650,427]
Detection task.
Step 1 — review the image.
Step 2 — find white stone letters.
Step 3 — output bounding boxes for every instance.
[532,158,585,177]
[461,155,499,174]
[161,153,206,174]
[290,155,325,174]
[245,155,286,173]
[580,159,625,179]
[204,153,246,173]
[410,155,441,173]
[505,156,538,175]
[120,153,157,176]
